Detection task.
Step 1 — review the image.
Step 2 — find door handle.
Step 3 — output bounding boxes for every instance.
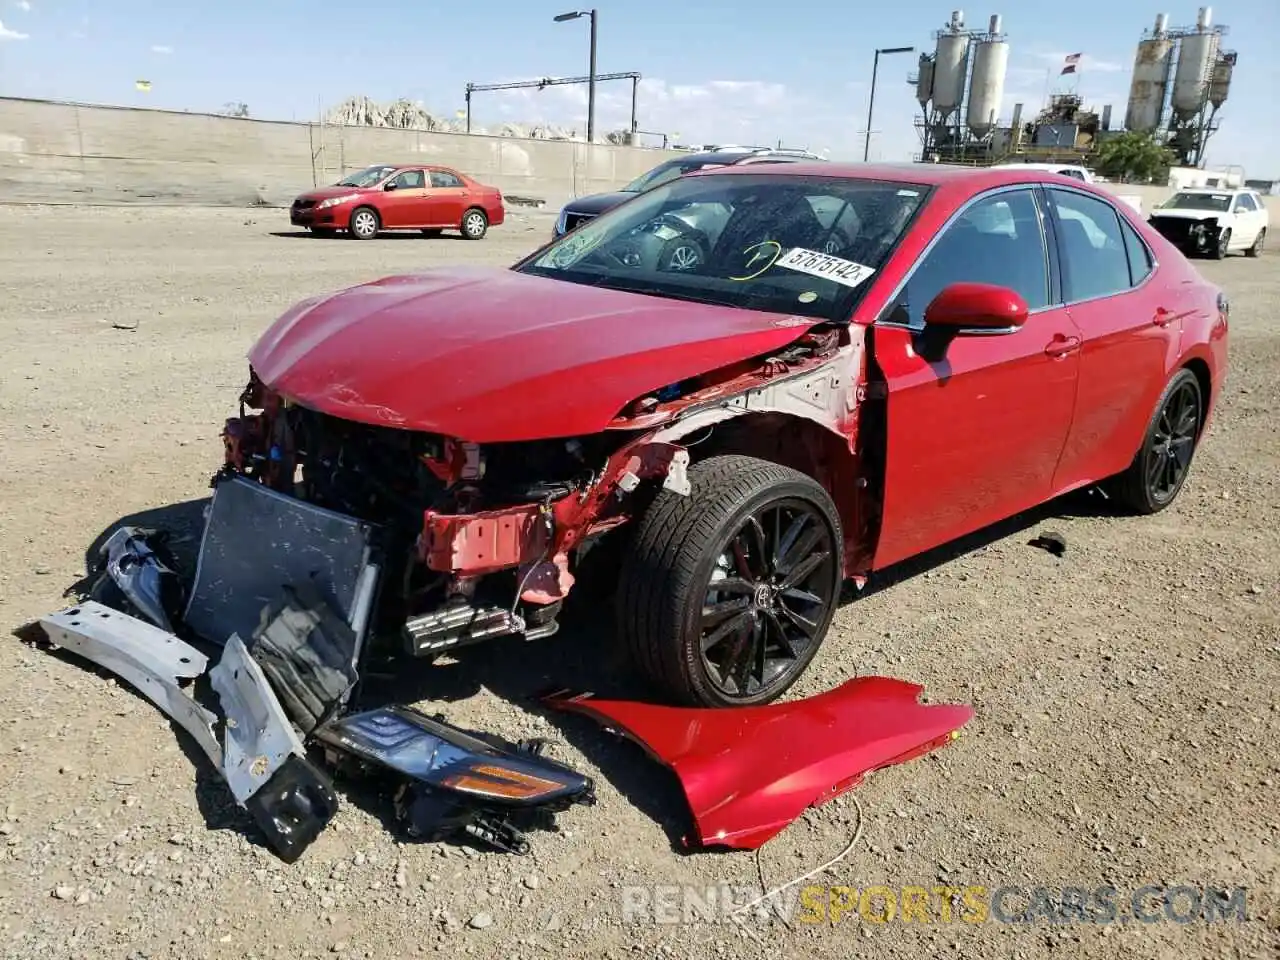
[1153,307,1174,328]
[1044,334,1081,358]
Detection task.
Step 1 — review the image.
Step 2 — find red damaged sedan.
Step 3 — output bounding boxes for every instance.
[232,163,1228,707]
[289,163,505,240]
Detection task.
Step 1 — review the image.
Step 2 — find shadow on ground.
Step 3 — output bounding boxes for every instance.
[12,484,1117,856]
[268,230,471,241]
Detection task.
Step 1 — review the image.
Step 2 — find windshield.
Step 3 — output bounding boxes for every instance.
[1161,191,1232,212]
[337,165,398,188]
[514,172,931,323]
[622,159,728,194]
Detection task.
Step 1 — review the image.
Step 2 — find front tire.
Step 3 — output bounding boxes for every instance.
[617,455,844,707]
[1105,369,1204,514]
[1211,228,1230,259]
[1246,228,1265,258]
[348,206,380,240]
[460,208,488,240]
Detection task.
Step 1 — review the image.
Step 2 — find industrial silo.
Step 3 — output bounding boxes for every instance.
[932,11,970,120]
[916,53,936,109]
[1208,52,1234,108]
[966,15,1008,137]
[1171,7,1218,119]
[1124,13,1173,133]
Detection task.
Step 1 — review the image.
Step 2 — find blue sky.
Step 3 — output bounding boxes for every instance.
[1,0,1276,175]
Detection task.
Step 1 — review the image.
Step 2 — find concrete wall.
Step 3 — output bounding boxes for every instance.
[0,97,672,209]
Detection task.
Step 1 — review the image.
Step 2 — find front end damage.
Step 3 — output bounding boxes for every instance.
[1147,214,1225,257]
[33,318,931,862]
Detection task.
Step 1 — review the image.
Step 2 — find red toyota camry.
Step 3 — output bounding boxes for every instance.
[231,163,1228,707]
[288,163,505,240]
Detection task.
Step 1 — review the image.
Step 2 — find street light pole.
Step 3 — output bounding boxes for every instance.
[554,9,598,143]
[864,45,915,162]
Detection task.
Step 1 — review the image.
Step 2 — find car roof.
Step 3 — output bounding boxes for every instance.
[1175,186,1243,193]
[685,161,1102,189]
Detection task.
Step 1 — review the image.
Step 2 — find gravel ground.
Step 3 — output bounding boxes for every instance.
[0,205,1276,960]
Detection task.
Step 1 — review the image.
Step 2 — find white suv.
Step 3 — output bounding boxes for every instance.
[1147,188,1269,259]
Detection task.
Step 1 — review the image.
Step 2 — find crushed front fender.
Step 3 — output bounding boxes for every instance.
[548,676,973,850]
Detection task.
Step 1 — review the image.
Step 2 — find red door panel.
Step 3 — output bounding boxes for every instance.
[872,312,1081,568]
[1044,188,1186,492]
[380,169,430,228]
[869,186,1081,570]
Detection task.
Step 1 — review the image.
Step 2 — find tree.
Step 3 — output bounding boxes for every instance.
[221,101,250,118]
[1094,131,1176,184]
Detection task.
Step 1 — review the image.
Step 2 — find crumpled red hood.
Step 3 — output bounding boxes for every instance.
[247,266,822,442]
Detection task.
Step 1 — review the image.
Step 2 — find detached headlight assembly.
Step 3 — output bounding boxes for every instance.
[318,194,359,209]
[315,705,595,854]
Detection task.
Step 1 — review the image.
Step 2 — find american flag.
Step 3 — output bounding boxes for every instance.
[1061,53,1082,75]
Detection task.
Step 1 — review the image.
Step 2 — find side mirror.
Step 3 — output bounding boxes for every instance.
[923,282,1029,334]
[383,181,398,191]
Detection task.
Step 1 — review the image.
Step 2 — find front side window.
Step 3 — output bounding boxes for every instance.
[885,189,1049,327]
[1048,189,1132,302]
[1233,193,1257,212]
[515,173,930,322]
[337,165,398,188]
[390,170,425,189]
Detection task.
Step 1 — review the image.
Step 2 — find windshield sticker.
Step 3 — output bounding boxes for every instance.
[730,240,782,281]
[897,189,920,197]
[775,248,876,289]
[797,291,818,303]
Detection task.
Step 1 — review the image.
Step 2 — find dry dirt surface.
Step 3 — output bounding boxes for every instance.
[0,205,1277,960]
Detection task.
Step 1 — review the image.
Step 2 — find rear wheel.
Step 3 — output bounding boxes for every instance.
[617,455,844,707]
[1246,228,1265,258]
[460,208,488,240]
[1105,368,1203,514]
[348,206,380,240]
[1211,228,1231,259]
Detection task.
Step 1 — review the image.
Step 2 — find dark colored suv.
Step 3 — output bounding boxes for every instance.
[552,148,825,237]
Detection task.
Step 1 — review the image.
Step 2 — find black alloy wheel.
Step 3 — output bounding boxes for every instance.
[1106,368,1204,514]
[1145,376,1201,505]
[698,499,839,700]
[617,454,845,707]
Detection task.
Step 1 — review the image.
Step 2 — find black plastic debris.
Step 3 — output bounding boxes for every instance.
[250,582,360,735]
[244,755,340,864]
[1028,531,1068,557]
[315,705,595,854]
[89,526,186,632]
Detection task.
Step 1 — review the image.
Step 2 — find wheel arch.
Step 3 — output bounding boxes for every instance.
[1180,355,1213,437]
[653,410,871,576]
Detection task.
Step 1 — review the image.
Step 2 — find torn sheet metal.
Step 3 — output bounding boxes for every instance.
[93,527,186,632]
[210,633,338,863]
[315,705,595,854]
[548,676,973,850]
[184,475,378,653]
[38,601,222,767]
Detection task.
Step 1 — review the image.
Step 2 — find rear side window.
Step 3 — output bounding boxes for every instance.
[430,171,463,188]
[1119,217,1153,285]
[1047,189,1132,302]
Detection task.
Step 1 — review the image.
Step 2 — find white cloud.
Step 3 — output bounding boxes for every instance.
[14,1,31,12]
[151,44,173,54]
[0,18,28,40]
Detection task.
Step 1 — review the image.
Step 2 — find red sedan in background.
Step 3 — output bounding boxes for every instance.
[236,163,1227,707]
[289,163,505,240]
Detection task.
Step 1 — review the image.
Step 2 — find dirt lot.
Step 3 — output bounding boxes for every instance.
[0,205,1276,960]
